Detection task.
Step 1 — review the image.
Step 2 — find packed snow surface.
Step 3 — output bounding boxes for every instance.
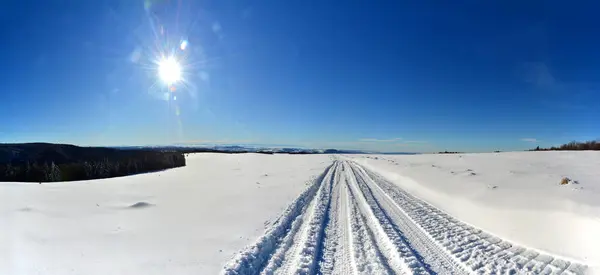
[0,153,332,274]
[345,152,600,271]
[2,151,598,274]
[223,158,589,274]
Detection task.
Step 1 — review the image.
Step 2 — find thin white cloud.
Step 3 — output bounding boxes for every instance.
[358,138,402,142]
[520,62,555,88]
[241,7,253,19]
[403,140,428,144]
[198,71,210,82]
[520,138,538,143]
[520,62,597,111]
[211,21,224,40]
[212,22,222,33]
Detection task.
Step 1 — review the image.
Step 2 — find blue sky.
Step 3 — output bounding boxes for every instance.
[0,1,598,152]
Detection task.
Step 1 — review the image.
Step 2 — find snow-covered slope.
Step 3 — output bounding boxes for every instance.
[0,153,332,275]
[345,151,600,271]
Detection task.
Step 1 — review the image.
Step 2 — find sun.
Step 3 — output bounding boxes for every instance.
[158,56,182,84]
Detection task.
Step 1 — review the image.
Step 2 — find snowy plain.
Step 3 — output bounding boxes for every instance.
[346,152,600,272]
[0,153,332,274]
[1,151,599,274]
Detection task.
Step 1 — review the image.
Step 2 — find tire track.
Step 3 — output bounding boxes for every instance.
[345,177,396,274]
[317,165,343,275]
[274,162,339,275]
[321,169,359,275]
[349,162,467,274]
[345,163,431,275]
[222,160,586,275]
[351,161,587,275]
[222,162,335,275]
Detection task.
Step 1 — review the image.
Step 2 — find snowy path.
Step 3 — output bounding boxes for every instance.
[223,160,586,275]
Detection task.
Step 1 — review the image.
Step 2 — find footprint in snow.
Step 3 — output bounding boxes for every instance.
[128,202,154,209]
[17,207,33,212]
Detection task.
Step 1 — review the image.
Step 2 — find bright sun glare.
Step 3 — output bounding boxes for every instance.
[158,57,182,84]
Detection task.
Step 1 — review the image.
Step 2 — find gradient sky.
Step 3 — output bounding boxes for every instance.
[1,1,599,152]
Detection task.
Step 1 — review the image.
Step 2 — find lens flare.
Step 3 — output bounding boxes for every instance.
[158,56,182,84]
[180,39,188,50]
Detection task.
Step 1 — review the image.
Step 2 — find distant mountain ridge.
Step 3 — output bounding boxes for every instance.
[0,143,417,167]
[114,144,378,154]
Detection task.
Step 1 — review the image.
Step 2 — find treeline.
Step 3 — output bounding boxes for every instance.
[0,143,185,182]
[531,140,600,151]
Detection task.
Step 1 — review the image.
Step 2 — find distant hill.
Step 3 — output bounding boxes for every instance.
[531,140,600,151]
[0,143,185,182]
[1,143,130,164]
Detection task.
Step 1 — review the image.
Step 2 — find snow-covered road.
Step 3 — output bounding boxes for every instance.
[223,160,587,275]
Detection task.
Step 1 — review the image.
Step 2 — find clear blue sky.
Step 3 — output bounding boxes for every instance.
[1,1,598,152]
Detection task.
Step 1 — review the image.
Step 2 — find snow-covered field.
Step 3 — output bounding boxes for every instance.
[0,153,332,274]
[346,152,600,270]
[2,152,599,274]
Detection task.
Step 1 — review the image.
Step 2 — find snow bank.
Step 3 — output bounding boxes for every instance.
[345,152,600,270]
[0,153,332,275]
